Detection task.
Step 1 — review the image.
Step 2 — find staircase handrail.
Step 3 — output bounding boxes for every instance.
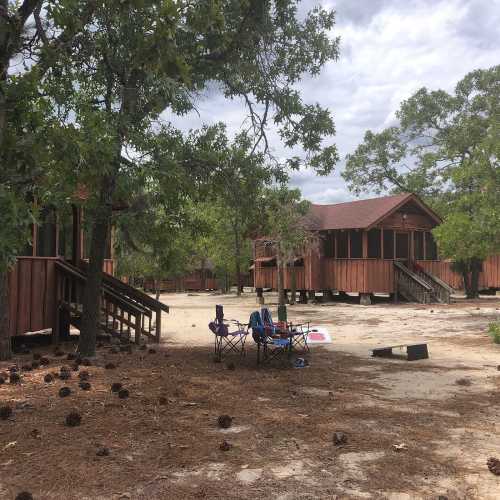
[394,261,433,291]
[79,260,169,313]
[417,268,454,293]
[55,260,145,316]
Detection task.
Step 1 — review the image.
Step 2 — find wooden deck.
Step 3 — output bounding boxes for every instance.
[8,257,115,337]
[254,266,306,290]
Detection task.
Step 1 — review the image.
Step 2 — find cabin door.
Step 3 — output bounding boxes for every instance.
[395,232,410,261]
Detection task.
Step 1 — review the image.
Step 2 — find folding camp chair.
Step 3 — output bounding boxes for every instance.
[287,322,311,353]
[209,305,248,362]
[249,310,291,365]
[262,306,310,354]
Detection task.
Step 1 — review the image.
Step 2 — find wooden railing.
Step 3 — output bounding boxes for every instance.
[55,260,168,343]
[414,267,453,304]
[394,261,433,304]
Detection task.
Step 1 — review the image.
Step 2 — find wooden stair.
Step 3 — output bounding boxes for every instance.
[394,261,453,304]
[54,260,169,344]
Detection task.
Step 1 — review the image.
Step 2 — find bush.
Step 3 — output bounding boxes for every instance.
[488,322,500,344]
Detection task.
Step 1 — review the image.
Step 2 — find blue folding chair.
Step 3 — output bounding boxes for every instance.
[209,305,248,362]
[249,310,291,365]
[261,307,310,354]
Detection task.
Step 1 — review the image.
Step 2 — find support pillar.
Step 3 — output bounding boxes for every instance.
[359,293,372,306]
[299,290,308,304]
[308,291,316,303]
[324,290,335,302]
[256,287,264,305]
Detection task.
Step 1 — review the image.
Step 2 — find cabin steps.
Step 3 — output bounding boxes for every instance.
[54,260,169,344]
[394,261,452,304]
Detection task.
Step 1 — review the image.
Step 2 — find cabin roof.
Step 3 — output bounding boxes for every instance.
[307,193,441,230]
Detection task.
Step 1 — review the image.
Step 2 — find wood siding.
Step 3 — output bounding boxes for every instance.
[322,258,394,293]
[418,255,500,290]
[9,257,116,337]
[8,257,58,336]
[254,266,277,289]
[255,260,394,293]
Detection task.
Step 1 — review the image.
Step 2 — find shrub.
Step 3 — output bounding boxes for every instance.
[488,322,500,344]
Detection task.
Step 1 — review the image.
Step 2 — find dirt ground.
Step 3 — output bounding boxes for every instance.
[1,291,499,499]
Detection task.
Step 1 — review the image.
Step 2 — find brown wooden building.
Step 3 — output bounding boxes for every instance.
[253,193,500,303]
[8,205,167,343]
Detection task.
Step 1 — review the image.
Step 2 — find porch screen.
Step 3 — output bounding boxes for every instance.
[349,230,363,258]
[425,232,438,260]
[414,231,424,260]
[337,231,348,258]
[322,232,335,258]
[383,230,394,259]
[367,229,381,258]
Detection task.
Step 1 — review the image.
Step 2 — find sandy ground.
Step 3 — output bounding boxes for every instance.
[0,291,499,499]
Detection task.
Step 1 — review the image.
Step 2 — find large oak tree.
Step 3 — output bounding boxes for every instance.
[45,0,340,356]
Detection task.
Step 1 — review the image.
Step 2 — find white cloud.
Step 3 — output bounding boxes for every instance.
[165,0,500,204]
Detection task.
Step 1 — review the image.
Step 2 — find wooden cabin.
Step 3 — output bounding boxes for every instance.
[8,204,168,344]
[142,269,253,293]
[253,193,500,304]
[143,270,218,293]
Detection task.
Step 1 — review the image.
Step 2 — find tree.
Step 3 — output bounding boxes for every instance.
[0,0,96,359]
[344,65,500,297]
[263,187,314,306]
[210,130,275,295]
[46,1,339,356]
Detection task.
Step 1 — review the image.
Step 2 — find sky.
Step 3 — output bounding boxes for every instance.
[169,0,500,204]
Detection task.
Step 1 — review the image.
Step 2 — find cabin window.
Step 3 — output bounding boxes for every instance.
[322,232,335,258]
[337,231,349,258]
[367,229,381,258]
[350,230,363,258]
[36,208,57,257]
[425,231,438,260]
[383,230,394,259]
[414,231,424,260]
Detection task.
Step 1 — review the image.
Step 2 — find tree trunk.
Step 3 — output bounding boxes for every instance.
[154,278,160,301]
[290,262,296,305]
[461,258,482,299]
[79,199,112,357]
[235,233,242,297]
[277,250,285,306]
[200,258,206,291]
[468,258,482,299]
[0,269,12,360]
